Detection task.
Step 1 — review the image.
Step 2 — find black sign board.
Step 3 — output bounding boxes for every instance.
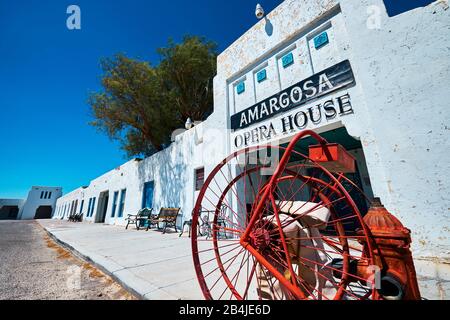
[230,60,356,130]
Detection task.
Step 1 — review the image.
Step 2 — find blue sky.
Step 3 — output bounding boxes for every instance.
[0,0,283,199]
[0,0,432,199]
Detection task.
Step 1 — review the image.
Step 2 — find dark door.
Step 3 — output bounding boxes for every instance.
[34,206,53,219]
[141,182,154,228]
[100,194,109,223]
[0,206,19,220]
[142,181,154,209]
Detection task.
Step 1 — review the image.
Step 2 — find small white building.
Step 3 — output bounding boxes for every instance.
[0,199,25,220]
[0,186,62,220]
[54,0,449,298]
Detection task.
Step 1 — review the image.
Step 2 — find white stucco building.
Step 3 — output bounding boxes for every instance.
[0,186,62,220]
[54,0,449,299]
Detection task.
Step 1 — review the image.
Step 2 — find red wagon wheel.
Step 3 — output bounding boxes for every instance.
[191,130,377,300]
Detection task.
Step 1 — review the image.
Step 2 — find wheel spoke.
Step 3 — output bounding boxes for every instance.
[191,142,375,300]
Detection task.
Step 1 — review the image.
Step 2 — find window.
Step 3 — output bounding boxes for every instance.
[91,197,96,217]
[87,198,92,217]
[111,191,119,217]
[44,191,48,199]
[118,189,126,218]
[313,31,329,49]
[256,69,267,83]
[236,81,245,94]
[40,191,44,199]
[195,167,205,191]
[48,192,52,199]
[281,52,294,68]
[79,200,84,214]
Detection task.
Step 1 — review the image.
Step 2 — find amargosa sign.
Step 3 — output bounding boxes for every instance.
[230,60,356,131]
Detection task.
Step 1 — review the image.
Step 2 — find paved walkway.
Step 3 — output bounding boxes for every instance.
[0,220,134,300]
[39,219,204,300]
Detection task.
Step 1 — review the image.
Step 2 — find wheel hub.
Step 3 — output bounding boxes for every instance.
[249,227,271,250]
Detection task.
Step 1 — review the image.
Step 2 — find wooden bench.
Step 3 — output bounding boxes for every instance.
[68,212,76,222]
[125,208,153,230]
[68,212,83,222]
[197,205,228,239]
[146,207,180,234]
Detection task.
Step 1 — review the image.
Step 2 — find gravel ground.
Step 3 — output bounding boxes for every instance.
[0,220,136,300]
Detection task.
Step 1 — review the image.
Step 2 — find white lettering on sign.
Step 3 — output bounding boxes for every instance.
[234,93,354,149]
[231,60,355,131]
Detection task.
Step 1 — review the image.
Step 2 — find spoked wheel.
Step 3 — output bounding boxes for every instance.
[191,131,378,300]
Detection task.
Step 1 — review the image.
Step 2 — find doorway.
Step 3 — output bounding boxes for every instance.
[142,181,154,209]
[282,126,374,213]
[0,206,19,220]
[239,126,375,234]
[95,191,109,223]
[34,206,53,219]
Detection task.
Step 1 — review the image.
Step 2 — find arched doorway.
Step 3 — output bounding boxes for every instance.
[34,206,53,219]
[95,191,109,223]
[0,206,19,220]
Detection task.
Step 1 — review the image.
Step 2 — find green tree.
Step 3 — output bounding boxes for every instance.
[88,36,217,157]
[158,36,217,121]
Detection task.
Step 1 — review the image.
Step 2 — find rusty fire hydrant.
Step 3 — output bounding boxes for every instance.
[357,198,421,300]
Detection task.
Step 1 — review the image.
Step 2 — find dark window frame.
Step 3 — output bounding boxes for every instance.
[79,200,84,215]
[91,197,96,217]
[118,189,126,218]
[195,167,205,191]
[111,191,119,217]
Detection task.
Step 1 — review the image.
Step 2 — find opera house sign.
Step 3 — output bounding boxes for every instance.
[231,60,357,148]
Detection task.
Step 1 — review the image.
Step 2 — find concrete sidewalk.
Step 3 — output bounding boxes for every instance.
[38,220,204,300]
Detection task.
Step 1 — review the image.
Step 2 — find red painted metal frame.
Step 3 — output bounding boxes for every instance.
[309,143,356,173]
[191,130,376,300]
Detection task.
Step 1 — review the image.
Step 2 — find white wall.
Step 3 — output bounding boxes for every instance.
[0,199,25,219]
[54,123,212,228]
[53,0,449,298]
[339,0,450,259]
[19,186,62,220]
[54,187,85,219]
[213,0,449,298]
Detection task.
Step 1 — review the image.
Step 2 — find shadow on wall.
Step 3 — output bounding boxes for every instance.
[137,146,188,227]
[264,17,273,36]
[383,0,434,17]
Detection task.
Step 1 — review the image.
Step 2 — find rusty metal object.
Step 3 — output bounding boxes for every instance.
[309,143,356,173]
[191,130,378,300]
[191,129,422,300]
[357,198,421,300]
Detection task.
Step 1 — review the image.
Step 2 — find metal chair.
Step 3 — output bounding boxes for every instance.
[198,205,228,239]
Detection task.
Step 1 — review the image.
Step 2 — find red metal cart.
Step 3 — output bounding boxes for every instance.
[191,129,420,300]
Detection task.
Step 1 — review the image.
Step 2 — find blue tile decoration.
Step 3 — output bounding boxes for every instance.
[256,69,267,83]
[236,81,245,94]
[281,52,294,68]
[314,31,329,49]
